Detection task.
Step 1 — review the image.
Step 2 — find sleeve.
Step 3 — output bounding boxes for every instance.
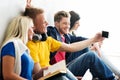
[26,41,39,63]
[1,42,15,57]
[69,34,88,43]
[49,37,62,53]
[47,26,57,39]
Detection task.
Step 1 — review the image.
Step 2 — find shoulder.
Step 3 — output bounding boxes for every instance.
[1,42,15,57]
[2,42,14,50]
[27,40,38,47]
[1,39,15,51]
[47,37,61,44]
[47,26,55,31]
[46,36,55,41]
[47,26,57,34]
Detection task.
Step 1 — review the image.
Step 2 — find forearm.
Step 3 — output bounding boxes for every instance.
[32,67,48,80]
[33,71,43,80]
[32,63,44,80]
[59,38,95,52]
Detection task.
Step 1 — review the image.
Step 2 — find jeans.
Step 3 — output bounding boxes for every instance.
[65,68,77,80]
[99,51,120,77]
[66,47,89,63]
[67,51,115,80]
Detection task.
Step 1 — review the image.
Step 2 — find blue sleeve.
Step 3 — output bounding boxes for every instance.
[1,42,15,57]
[47,26,57,39]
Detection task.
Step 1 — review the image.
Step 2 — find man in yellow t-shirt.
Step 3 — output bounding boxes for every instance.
[24,7,116,80]
[27,37,61,68]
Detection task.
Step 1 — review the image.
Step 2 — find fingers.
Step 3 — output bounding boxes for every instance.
[76,76,82,80]
[26,0,32,8]
[94,32,105,42]
[42,67,49,70]
[27,0,31,3]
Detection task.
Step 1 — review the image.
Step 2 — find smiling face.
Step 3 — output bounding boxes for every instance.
[54,11,70,35]
[24,8,48,34]
[55,17,70,35]
[34,13,48,34]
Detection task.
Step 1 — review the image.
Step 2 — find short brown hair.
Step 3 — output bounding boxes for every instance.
[24,7,44,22]
[54,11,70,22]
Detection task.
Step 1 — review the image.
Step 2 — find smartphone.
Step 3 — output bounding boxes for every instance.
[102,31,109,38]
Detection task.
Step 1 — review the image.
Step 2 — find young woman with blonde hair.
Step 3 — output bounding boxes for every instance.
[0,16,48,80]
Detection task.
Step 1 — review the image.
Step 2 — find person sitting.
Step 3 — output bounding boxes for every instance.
[69,10,120,79]
[0,16,47,80]
[47,10,116,80]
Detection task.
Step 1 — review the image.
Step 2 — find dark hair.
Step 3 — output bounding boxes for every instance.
[54,11,70,22]
[69,11,80,30]
[24,7,44,24]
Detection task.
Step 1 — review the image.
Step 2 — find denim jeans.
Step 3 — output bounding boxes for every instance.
[66,47,89,64]
[67,51,115,80]
[99,51,120,77]
[65,68,77,80]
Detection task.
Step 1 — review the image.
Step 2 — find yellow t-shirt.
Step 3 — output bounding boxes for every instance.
[27,37,62,68]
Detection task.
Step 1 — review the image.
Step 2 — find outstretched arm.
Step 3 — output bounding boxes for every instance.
[58,32,104,52]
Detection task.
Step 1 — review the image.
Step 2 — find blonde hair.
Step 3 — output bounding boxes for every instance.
[2,16,33,45]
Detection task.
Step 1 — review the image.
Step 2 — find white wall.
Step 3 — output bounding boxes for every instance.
[32,0,120,55]
[0,0,120,55]
[0,0,26,46]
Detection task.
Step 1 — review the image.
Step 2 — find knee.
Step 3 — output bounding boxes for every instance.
[86,51,98,59]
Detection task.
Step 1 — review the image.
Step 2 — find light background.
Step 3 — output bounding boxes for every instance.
[32,0,120,55]
[0,0,120,70]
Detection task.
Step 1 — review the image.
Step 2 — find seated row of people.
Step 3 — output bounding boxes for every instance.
[0,2,119,80]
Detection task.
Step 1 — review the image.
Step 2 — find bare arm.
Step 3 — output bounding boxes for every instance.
[32,62,42,80]
[2,56,26,80]
[32,62,48,80]
[33,63,41,74]
[58,32,104,52]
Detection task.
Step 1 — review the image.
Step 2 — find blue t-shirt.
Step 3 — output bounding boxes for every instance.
[1,42,34,80]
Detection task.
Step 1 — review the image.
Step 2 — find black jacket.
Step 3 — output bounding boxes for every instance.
[47,26,89,63]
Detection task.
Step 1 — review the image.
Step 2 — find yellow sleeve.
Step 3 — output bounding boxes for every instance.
[27,41,39,63]
[48,37,62,52]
